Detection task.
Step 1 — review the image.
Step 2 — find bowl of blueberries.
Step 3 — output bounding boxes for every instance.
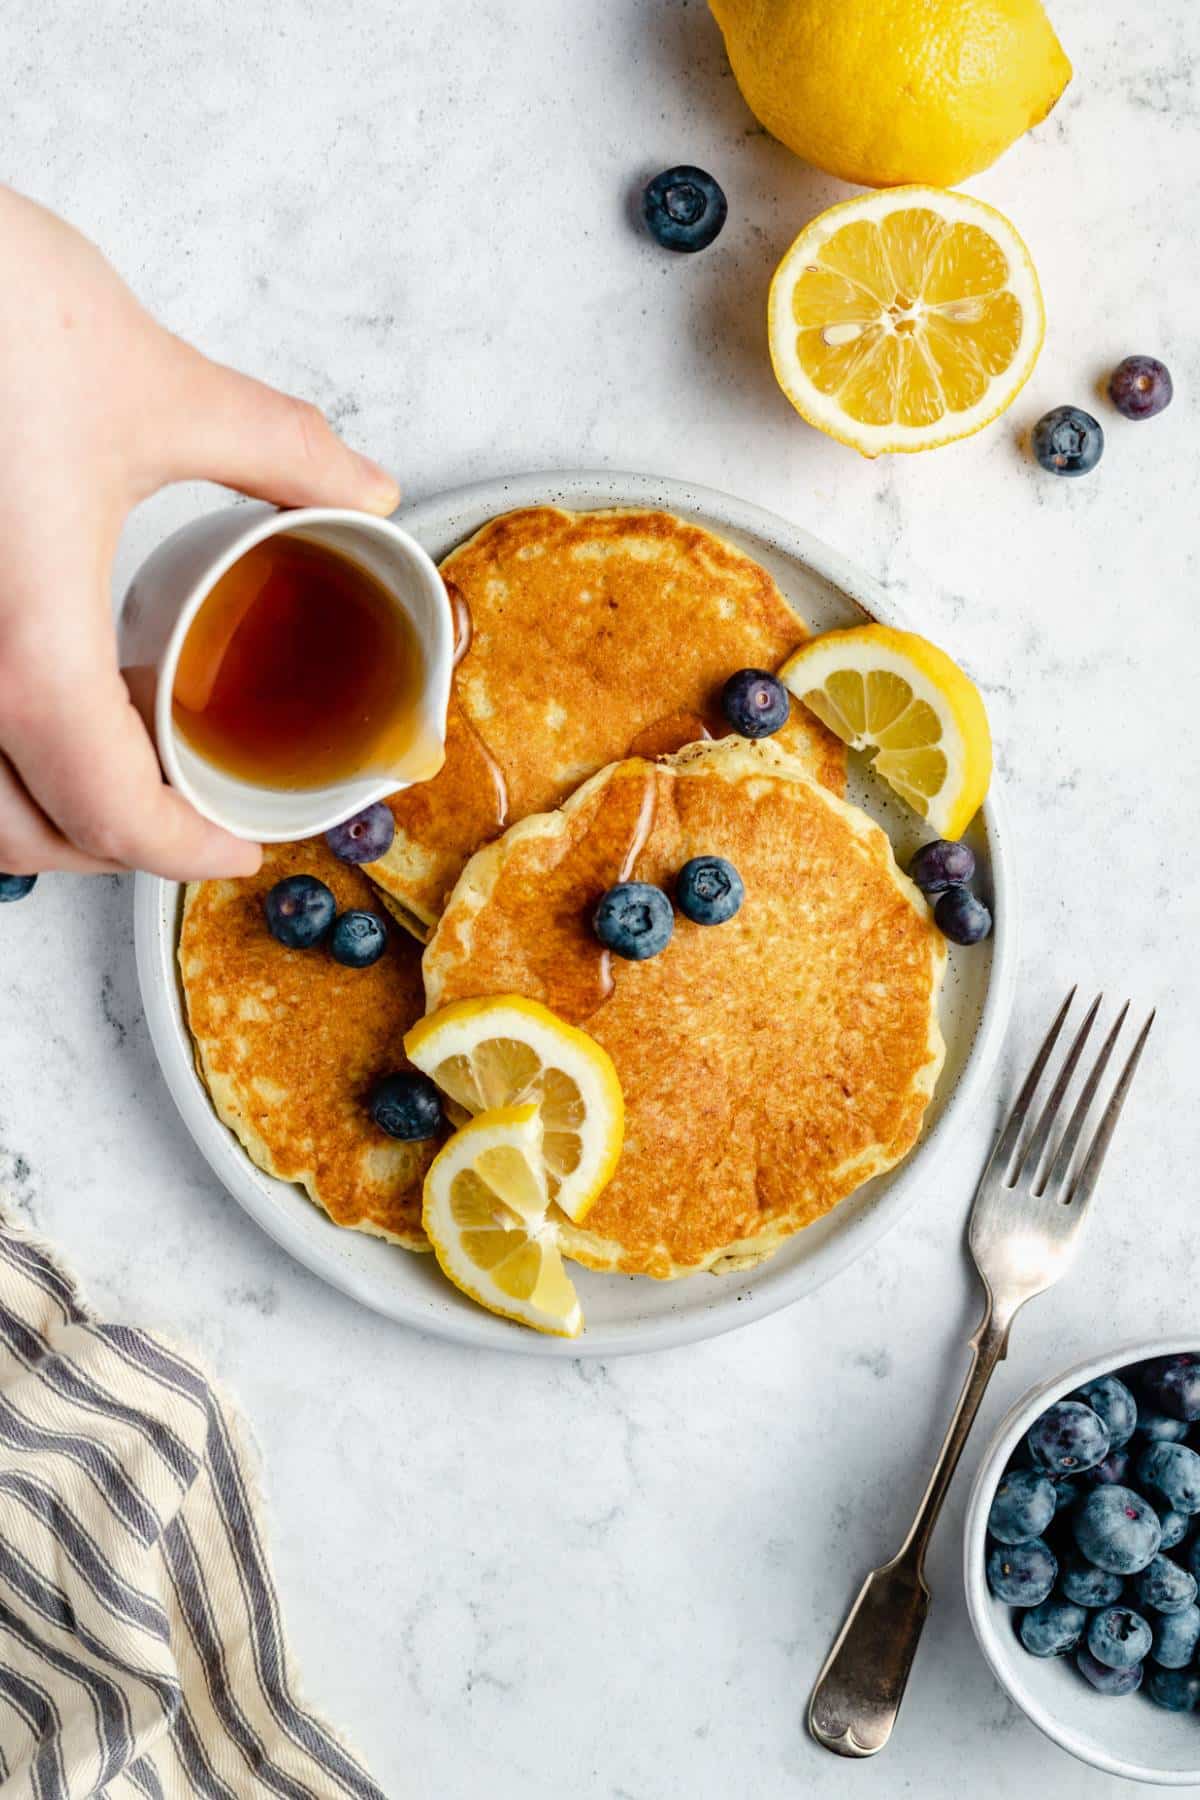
[965,1342,1200,1784]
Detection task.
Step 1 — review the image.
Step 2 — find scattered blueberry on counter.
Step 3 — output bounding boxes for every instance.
[0,873,37,902]
[642,166,727,254]
[721,668,790,738]
[1032,405,1105,477]
[986,1353,1200,1715]
[326,802,396,865]
[1109,356,1173,422]
[264,874,337,948]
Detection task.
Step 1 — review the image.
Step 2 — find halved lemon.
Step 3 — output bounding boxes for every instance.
[404,995,623,1225]
[778,624,991,838]
[769,187,1044,456]
[422,1103,583,1337]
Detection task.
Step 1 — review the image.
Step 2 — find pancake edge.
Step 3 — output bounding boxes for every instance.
[179,881,431,1255]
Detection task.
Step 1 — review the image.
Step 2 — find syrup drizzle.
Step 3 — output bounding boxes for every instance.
[447,578,473,669]
[444,577,509,832]
[594,765,658,1009]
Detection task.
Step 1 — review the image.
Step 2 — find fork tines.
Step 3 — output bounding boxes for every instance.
[996,989,1154,1210]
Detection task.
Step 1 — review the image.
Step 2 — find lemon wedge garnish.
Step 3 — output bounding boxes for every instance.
[404,995,623,1225]
[778,624,991,838]
[769,187,1044,456]
[422,1103,583,1338]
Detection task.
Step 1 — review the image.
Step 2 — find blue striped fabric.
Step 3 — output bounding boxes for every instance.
[0,1213,386,1798]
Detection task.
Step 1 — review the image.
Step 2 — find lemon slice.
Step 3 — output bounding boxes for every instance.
[404,995,623,1224]
[422,1103,583,1337]
[779,624,991,838]
[769,187,1044,456]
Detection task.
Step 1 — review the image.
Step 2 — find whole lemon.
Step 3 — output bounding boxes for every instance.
[708,0,1072,188]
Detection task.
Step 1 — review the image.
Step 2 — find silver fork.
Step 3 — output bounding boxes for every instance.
[808,988,1155,1759]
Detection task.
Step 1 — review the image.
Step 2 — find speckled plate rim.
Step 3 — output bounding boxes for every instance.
[133,468,1018,1359]
[964,1337,1200,1786]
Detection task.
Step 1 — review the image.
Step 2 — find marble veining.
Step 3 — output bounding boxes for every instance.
[1,1,1198,1793]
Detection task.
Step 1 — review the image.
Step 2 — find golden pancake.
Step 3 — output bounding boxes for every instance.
[366,507,845,937]
[180,840,436,1249]
[423,737,946,1279]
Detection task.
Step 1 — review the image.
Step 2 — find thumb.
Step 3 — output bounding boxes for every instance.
[162,343,401,515]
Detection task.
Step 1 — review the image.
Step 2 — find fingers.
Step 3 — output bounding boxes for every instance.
[0,753,123,875]
[2,656,262,881]
[161,342,401,515]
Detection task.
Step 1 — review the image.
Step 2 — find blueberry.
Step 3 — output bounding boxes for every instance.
[0,873,37,902]
[1074,1485,1162,1574]
[593,881,674,960]
[1088,1606,1152,1670]
[1137,1442,1200,1515]
[1028,1400,1110,1476]
[676,856,744,926]
[1051,1478,1081,1518]
[933,888,992,946]
[1136,1407,1189,1444]
[1087,1448,1132,1488]
[1147,1668,1200,1712]
[325,802,395,865]
[1032,405,1104,477]
[1133,1555,1197,1616]
[1142,1354,1200,1422]
[1157,1509,1191,1552]
[368,1072,442,1141]
[908,839,975,896]
[720,668,789,738]
[1018,1598,1088,1658]
[986,1538,1056,1607]
[642,166,727,254]
[1074,1375,1138,1449]
[1109,355,1173,422]
[1152,1604,1200,1669]
[264,874,336,949]
[328,910,388,969]
[1076,1646,1143,1696]
[1059,1552,1125,1608]
[988,1469,1057,1545]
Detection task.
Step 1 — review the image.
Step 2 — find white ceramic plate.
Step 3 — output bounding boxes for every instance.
[964,1339,1200,1786]
[134,469,1018,1358]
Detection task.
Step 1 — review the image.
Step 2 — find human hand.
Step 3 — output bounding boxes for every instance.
[0,185,400,880]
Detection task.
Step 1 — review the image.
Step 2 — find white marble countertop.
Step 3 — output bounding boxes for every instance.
[2,1,1198,1793]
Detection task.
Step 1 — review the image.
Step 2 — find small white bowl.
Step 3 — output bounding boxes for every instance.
[964,1338,1200,1786]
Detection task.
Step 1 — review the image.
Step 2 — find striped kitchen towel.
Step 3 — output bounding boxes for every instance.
[0,1207,386,1799]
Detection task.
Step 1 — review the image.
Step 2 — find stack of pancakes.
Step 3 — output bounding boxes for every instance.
[181,507,946,1281]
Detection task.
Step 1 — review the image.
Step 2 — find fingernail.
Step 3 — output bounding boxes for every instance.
[354,453,401,514]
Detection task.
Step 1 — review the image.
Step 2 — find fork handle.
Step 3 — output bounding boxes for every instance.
[808,1302,1013,1757]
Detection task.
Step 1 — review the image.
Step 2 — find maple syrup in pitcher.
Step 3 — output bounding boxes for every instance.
[172,534,425,790]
